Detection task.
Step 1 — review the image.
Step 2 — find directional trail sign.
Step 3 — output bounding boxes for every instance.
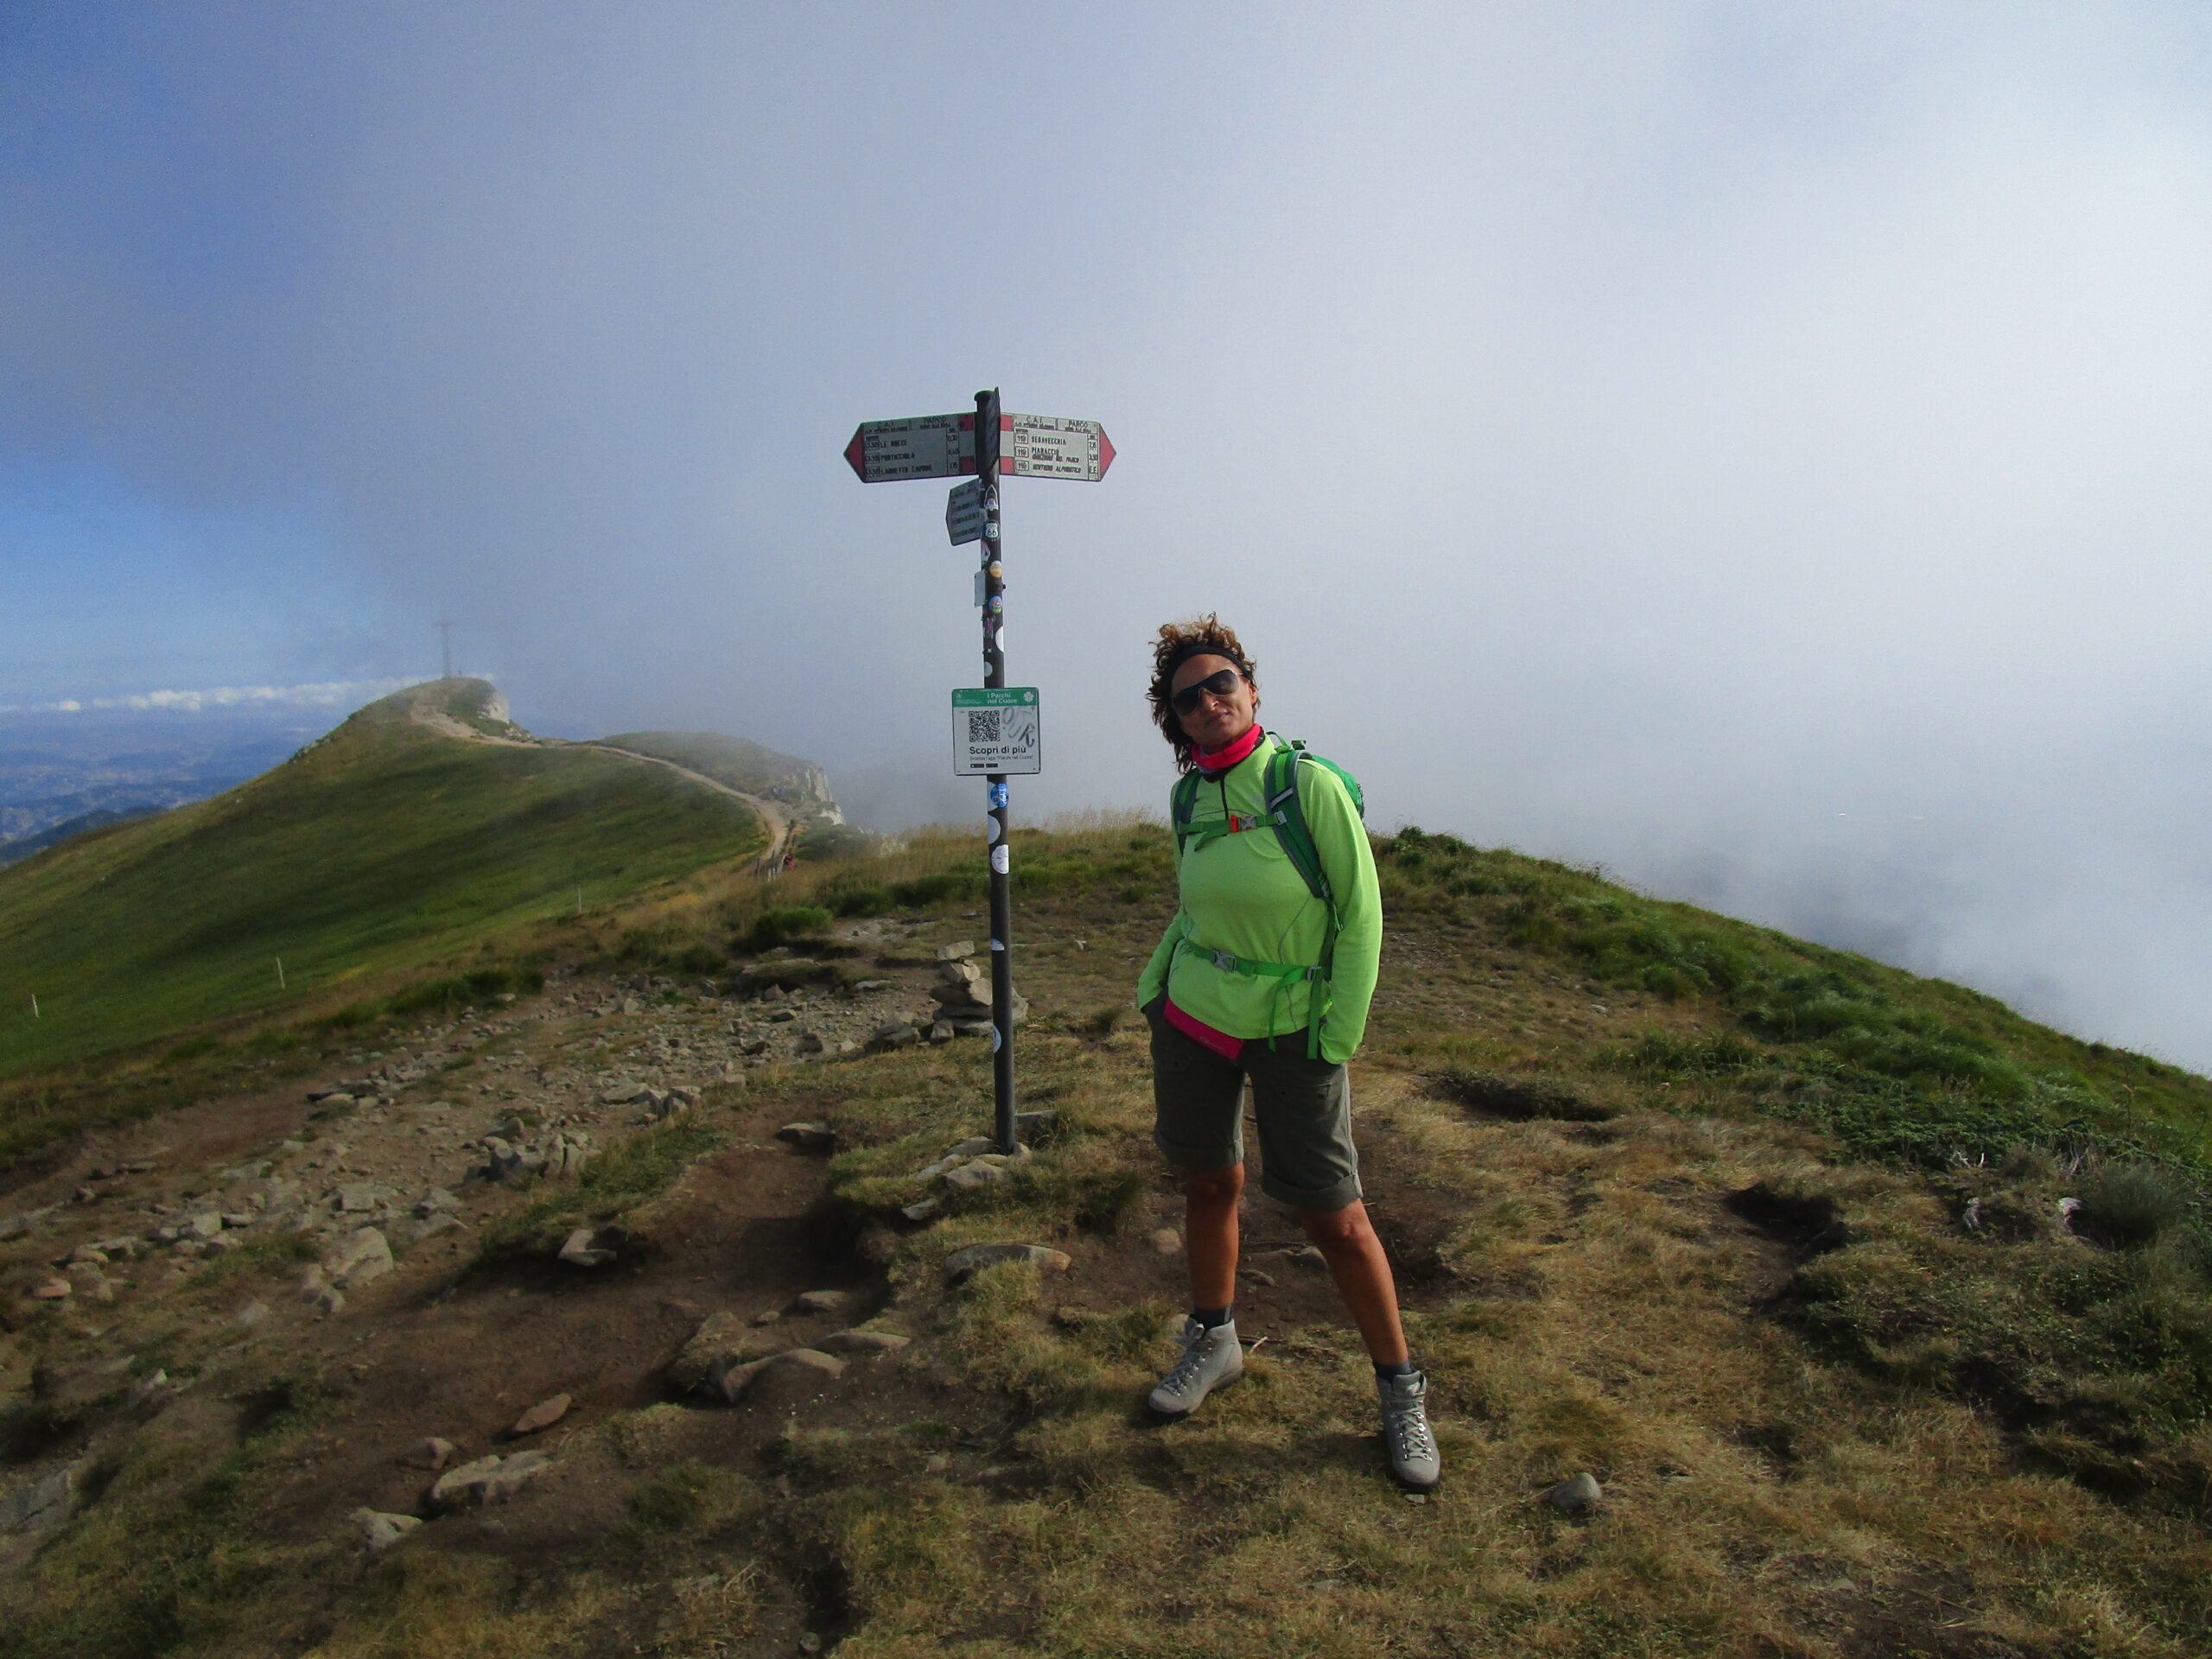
[846,412,1114,483]
[946,478,986,545]
[952,687,1041,777]
[1006,414,1112,480]
[844,413,970,482]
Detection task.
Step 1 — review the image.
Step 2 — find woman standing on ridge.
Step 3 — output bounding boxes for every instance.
[1135,615,1439,1491]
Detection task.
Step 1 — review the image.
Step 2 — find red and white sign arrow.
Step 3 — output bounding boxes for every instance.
[845,412,1114,482]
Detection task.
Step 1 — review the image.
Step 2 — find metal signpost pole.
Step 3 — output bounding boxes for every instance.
[975,388,1018,1153]
[842,394,1109,1157]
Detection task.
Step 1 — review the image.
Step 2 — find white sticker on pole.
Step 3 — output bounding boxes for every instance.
[952,687,1041,777]
[991,843,1010,874]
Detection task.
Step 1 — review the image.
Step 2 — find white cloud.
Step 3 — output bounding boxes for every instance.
[0,678,416,715]
[4,6,2212,1067]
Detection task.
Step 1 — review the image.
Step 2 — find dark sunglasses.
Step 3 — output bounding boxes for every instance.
[1170,668,1243,714]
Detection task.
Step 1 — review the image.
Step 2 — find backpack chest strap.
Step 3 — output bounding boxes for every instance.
[1178,810,1272,846]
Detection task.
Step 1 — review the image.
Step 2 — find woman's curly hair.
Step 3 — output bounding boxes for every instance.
[1147,615,1258,771]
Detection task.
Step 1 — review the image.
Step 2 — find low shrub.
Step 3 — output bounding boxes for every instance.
[816,879,893,918]
[385,965,544,1017]
[2079,1161,2197,1248]
[612,925,726,974]
[888,871,982,907]
[747,905,834,949]
[1605,1029,1763,1077]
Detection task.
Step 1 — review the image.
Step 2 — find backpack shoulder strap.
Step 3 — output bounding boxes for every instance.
[1263,740,1331,904]
[1169,769,1203,853]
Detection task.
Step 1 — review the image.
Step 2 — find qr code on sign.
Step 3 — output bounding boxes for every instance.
[967,709,1004,742]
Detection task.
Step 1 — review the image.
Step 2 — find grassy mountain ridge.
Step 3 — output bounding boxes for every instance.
[0,681,766,1083]
[3,817,2210,1656]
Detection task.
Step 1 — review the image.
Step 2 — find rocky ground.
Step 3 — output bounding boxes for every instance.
[0,912,1058,1582]
[3,856,2208,1658]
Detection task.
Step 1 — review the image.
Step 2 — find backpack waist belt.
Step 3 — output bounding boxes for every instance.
[1174,938,1331,1059]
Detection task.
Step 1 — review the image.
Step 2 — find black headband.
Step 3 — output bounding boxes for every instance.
[1160,639,1249,686]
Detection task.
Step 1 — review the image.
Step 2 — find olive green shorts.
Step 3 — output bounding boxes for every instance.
[1144,997,1363,1213]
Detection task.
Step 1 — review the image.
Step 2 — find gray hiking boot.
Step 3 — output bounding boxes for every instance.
[1147,1317,1243,1418]
[1378,1370,1441,1489]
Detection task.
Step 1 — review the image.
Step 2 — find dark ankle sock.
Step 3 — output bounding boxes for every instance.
[1192,1305,1234,1330]
[1374,1358,1416,1381]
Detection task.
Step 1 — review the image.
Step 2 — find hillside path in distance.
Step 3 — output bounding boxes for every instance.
[409,697,793,870]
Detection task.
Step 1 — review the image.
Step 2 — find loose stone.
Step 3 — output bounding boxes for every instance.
[558,1228,614,1268]
[1545,1471,1604,1514]
[712,1347,846,1403]
[943,1243,1072,1283]
[429,1450,554,1510]
[352,1508,423,1552]
[321,1226,394,1289]
[510,1394,570,1435]
[409,1437,458,1471]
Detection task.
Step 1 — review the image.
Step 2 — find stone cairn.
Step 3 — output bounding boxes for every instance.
[928,942,1027,1037]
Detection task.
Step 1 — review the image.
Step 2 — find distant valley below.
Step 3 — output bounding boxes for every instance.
[0,709,321,863]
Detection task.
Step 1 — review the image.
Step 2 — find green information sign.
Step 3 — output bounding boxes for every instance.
[951,686,1041,777]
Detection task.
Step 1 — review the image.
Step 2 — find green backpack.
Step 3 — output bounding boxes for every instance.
[1169,734,1365,1055]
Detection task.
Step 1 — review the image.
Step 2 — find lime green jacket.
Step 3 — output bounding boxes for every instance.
[1135,732,1382,1063]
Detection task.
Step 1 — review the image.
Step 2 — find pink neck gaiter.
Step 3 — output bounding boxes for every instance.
[1193,723,1265,776]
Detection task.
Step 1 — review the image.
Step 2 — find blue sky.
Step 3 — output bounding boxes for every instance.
[5,3,2212,1065]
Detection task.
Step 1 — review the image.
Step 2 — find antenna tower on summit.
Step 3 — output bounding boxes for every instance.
[437,612,454,680]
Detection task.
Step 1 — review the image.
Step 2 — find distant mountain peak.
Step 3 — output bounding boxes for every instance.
[293,678,530,762]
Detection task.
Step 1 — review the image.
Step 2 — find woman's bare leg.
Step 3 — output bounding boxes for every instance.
[1184,1165,1243,1309]
[1300,1200,1409,1365]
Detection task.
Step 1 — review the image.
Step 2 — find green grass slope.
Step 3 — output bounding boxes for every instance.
[0,682,765,1080]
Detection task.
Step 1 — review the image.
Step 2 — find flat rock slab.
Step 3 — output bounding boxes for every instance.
[794,1289,848,1314]
[0,1463,79,1533]
[944,1243,1072,1283]
[816,1330,911,1355]
[942,1161,1007,1191]
[429,1449,555,1511]
[712,1347,846,1404]
[775,1122,836,1154]
[669,1313,773,1392]
[510,1394,571,1435]
[558,1228,614,1268]
[321,1226,394,1289]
